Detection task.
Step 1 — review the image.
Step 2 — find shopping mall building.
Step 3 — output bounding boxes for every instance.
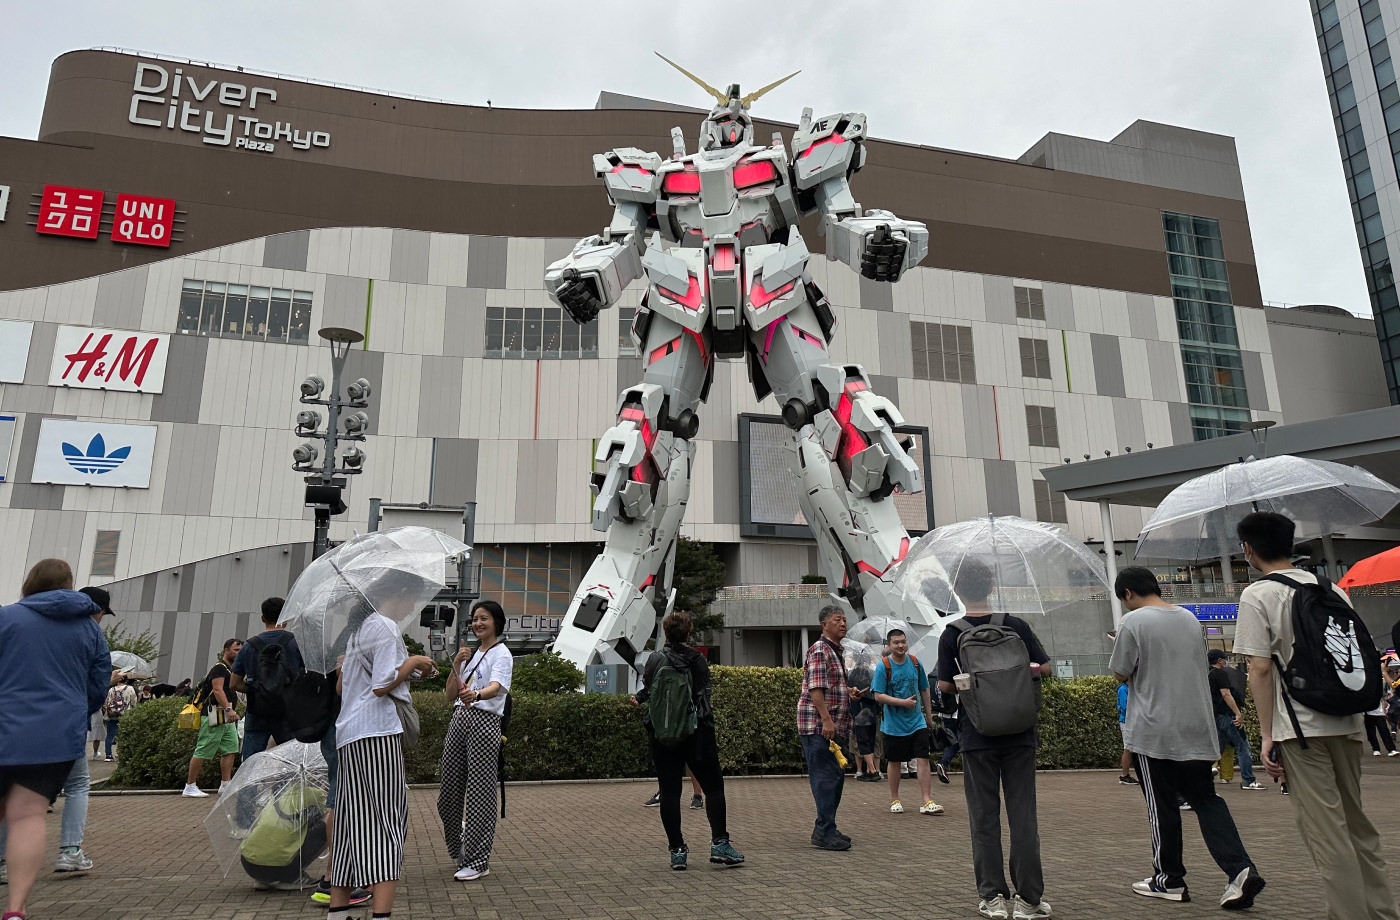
[0,49,1391,681]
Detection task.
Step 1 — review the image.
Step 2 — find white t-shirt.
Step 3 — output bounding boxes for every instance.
[454,643,513,717]
[1233,569,1365,743]
[336,613,411,748]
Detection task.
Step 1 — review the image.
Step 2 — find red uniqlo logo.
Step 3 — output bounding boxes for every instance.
[37,185,104,239]
[111,194,175,248]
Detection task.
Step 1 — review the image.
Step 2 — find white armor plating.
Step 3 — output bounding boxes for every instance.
[544,60,953,680]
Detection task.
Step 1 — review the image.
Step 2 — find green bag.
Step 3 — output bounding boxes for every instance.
[648,651,698,747]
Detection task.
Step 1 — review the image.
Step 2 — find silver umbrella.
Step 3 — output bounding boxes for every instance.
[280,526,470,673]
[897,515,1109,616]
[1135,455,1400,561]
[203,741,328,881]
[109,650,155,680]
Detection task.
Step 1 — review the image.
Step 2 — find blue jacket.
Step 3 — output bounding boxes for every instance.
[0,590,110,766]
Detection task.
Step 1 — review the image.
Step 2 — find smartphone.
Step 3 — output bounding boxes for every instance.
[1106,631,1117,642]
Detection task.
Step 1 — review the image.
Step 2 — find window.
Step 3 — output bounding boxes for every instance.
[911,321,976,383]
[485,305,600,359]
[1025,405,1058,448]
[1033,480,1067,525]
[1019,337,1052,379]
[618,307,638,357]
[91,530,119,577]
[1014,286,1045,321]
[179,279,313,344]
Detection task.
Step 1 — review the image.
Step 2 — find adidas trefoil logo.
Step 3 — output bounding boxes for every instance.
[61,433,131,475]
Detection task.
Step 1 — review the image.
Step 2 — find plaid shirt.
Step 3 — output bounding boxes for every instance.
[797,638,851,737]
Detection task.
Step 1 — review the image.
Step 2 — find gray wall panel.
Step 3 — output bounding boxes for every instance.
[1146,341,1184,403]
[466,236,508,289]
[194,612,215,677]
[177,562,197,611]
[157,611,180,681]
[514,440,558,523]
[235,611,253,645]
[616,357,643,394]
[1042,283,1076,331]
[418,356,464,437]
[858,276,893,312]
[22,323,57,386]
[1168,402,1194,444]
[161,424,220,516]
[1241,350,1268,412]
[25,510,87,568]
[1126,293,1159,340]
[1111,397,1147,452]
[1090,334,1127,398]
[431,437,479,506]
[94,266,150,329]
[443,287,486,358]
[712,440,740,525]
[262,230,310,271]
[962,385,999,459]
[140,573,158,611]
[983,459,1021,516]
[322,275,370,332]
[390,229,431,283]
[983,275,1016,325]
[150,333,209,424]
[542,238,575,267]
[1,384,56,414]
[342,350,385,435]
[867,374,900,406]
[9,483,65,510]
[874,313,912,379]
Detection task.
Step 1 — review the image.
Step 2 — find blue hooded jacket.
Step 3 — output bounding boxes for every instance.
[0,589,110,766]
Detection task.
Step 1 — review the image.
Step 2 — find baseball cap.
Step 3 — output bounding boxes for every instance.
[1207,649,1228,664]
[79,586,114,617]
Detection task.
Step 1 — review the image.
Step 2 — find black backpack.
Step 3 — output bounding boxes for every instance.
[1267,573,1383,744]
[246,632,300,720]
[282,670,341,743]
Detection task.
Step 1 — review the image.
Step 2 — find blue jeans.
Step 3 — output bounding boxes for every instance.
[240,724,292,764]
[104,719,120,757]
[801,733,845,840]
[1215,712,1256,784]
[0,757,90,857]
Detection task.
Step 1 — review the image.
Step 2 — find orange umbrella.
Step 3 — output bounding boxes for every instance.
[1338,544,1400,589]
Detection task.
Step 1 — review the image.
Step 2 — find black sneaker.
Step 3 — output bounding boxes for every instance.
[310,880,370,905]
[936,763,950,784]
[644,791,661,807]
[670,845,688,871]
[690,794,704,809]
[1119,774,1141,785]
[810,834,852,851]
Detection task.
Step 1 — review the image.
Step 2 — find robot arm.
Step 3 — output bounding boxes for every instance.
[791,109,929,283]
[545,148,661,324]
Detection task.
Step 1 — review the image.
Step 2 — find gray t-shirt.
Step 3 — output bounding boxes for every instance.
[1110,603,1220,762]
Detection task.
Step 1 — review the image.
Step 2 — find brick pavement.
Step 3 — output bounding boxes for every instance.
[17,761,1400,919]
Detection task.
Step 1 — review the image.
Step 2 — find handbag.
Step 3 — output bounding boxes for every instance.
[393,693,421,749]
[177,703,202,731]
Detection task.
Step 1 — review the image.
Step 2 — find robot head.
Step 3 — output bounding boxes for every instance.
[701,95,753,151]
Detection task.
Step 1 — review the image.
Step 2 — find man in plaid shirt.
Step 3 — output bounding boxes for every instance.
[798,604,856,850]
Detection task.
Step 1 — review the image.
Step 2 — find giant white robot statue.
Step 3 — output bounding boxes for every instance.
[545,55,955,678]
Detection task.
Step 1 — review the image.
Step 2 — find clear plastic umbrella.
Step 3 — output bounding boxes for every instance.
[897,515,1109,616]
[109,650,155,679]
[280,526,470,673]
[203,741,329,881]
[1135,455,1400,561]
[847,616,910,651]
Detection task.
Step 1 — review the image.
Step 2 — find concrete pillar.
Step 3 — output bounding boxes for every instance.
[801,626,810,654]
[1100,500,1123,629]
[1321,533,1342,581]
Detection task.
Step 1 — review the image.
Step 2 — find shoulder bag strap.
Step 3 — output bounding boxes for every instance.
[990,612,1007,627]
[1271,653,1310,750]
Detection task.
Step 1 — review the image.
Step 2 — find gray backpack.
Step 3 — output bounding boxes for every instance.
[948,613,1041,737]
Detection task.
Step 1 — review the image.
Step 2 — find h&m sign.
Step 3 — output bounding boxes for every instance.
[48,325,170,393]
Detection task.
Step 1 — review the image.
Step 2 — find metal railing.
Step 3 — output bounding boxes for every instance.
[715,581,1269,604]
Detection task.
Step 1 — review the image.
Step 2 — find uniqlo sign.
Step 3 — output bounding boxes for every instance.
[112,194,175,247]
[37,185,104,239]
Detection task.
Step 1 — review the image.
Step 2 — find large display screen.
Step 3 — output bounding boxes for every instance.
[738,414,934,539]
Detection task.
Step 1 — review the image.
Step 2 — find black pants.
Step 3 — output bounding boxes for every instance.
[1365,714,1396,753]
[650,722,727,851]
[962,746,1043,903]
[1135,755,1254,890]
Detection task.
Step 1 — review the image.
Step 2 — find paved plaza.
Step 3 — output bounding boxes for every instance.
[19,763,1400,919]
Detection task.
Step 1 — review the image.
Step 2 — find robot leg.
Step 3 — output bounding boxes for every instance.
[750,295,959,665]
[552,308,711,678]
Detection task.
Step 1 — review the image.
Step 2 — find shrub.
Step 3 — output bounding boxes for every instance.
[510,651,585,695]
[109,697,240,789]
[710,666,805,773]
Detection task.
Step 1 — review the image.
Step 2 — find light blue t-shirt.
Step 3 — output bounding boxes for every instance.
[870,655,928,737]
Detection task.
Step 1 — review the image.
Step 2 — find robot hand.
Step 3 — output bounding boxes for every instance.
[860,224,908,282]
[556,268,605,325]
[824,209,928,282]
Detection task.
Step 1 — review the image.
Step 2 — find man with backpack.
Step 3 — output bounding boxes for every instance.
[101,675,137,762]
[1233,511,1399,919]
[1110,567,1264,909]
[935,558,1051,920]
[230,598,304,763]
[869,627,943,815]
[183,639,244,797]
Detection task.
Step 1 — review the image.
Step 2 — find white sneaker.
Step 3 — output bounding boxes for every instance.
[1389,751,1400,757]
[889,800,904,813]
[919,800,945,815]
[1240,781,1265,790]
[1374,750,1383,756]
[978,895,1011,919]
[181,783,209,798]
[1132,877,1188,901]
[454,866,489,881]
[55,848,94,873]
[1013,894,1053,919]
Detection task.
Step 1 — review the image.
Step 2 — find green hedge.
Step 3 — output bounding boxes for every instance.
[110,670,1262,788]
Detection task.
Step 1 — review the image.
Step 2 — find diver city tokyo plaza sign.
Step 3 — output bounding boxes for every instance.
[48,326,170,393]
[32,419,157,488]
[127,62,331,154]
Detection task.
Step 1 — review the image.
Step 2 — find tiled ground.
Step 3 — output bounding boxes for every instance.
[17,761,1400,919]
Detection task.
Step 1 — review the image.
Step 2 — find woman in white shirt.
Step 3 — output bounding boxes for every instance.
[437,600,513,882]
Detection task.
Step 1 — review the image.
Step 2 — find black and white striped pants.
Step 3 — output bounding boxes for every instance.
[437,706,502,871]
[330,734,407,887]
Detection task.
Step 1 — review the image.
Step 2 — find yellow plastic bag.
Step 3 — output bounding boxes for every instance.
[177,703,202,731]
[829,740,849,770]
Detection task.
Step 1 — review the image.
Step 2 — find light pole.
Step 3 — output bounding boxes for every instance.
[293,327,373,559]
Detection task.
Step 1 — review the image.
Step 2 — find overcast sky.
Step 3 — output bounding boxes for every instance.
[1,2,1368,316]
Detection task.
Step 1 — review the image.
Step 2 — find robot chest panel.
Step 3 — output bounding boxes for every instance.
[662,155,784,227]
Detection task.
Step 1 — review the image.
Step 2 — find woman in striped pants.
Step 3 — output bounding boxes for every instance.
[438,600,513,882]
[329,607,438,920]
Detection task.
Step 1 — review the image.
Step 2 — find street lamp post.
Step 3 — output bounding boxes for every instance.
[292,327,373,560]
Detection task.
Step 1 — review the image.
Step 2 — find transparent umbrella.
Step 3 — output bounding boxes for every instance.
[1135,455,1400,561]
[203,741,328,881]
[280,526,470,673]
[897,515,1109,616]
[109,650,155,680]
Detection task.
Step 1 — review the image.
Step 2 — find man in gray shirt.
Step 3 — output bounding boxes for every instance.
[1110,567,1264,910]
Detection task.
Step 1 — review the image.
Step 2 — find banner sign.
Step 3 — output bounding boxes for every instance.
[0,320,32,383]
[32,419,157,488]
[49,325,170,393]
[112,194,175,247]
[38,185,104,239]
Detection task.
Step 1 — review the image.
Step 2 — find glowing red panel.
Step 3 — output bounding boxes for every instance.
[620,407,644,422]
[609,163,653,176]
[711,244,736,272]
[734,159,778,189]
[799,132,847,159]
[833,392,869,482]
[750,278,796,308]
[684,327,710,366]
[648,335,682,365]
[854,539,909,578]
[845,380,867,394]
[640,574,656,590]
[641,419,657,452]
[659,274,703,311]
[662,168,701,195]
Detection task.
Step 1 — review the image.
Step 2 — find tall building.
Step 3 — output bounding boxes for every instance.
[1311,0,1400,402]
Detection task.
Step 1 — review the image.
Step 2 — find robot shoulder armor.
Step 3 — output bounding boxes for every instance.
[595,148,663,203]
[791,111,867,189]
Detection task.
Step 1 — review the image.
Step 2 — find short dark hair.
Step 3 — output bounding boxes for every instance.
[953,557,995,604]
[1207,649,1229,664]
[886,628,906,641]
[22,558,73,597]
[222,637,242,652]
[261,597,285,625]
[470,600,506,638]
[663,610,693,645]
[80,586,112,613]
[1114,567,1162,601]
[1237,511,1295,563]
[818,604,845,624]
